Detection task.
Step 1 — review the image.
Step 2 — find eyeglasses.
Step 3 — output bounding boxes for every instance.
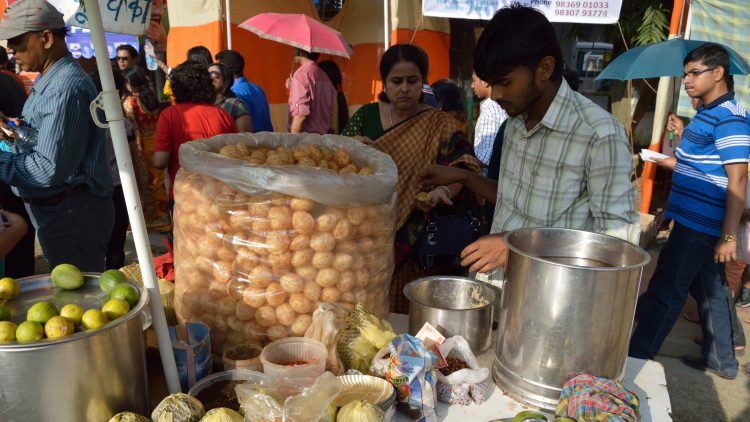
[209,71,221,80]
[682,67,718,79]
[116,56,130,62]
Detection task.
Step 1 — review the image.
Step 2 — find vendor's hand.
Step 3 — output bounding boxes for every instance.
[460,233,509,273]
[715,240,737,263]
[666,114,685,138]
[415,187,454,212]
[419,164,467,191]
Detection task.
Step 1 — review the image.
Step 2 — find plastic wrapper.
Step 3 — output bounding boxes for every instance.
[435,336,492,405]
[385,335,437,421]
[152,393,206,422]
[200,408,244,421]
[369,347,391,379]
[305,303,349,374]
[237,371,342,422]
[337,304,397,373]
[337,400,385,422]
[173,133,397,353]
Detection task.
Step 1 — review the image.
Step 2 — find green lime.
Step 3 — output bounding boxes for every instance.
[81,309,110,331]
[16,321,44,343]
[102,298,130,320]
[99,269,127,293]
[0,321,17,342]
[51,263,84,290]
[27,301,58,324]
[514,411,548,422]
[0,277,20,300]
[60,303,85,326]
[44,316,75,339]
[0,304,11,321]
[109,283,139,307]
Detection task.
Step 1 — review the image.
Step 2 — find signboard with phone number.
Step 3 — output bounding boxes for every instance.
[502,0,622,24]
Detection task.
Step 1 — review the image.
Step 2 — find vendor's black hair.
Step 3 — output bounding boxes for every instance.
[124,67,160,112]
[474,4,563,84]
[170,60,216,104]
[684,43,734,91]
[378,44,429,103]
[209,62,236,98]
[431,79,464,112]
[187,45,213,68]
[294,47,320,62]
[215,49,245,77]
[116,44,139,60]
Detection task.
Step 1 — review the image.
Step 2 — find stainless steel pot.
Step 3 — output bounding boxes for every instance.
[404,276,499,353]
[493,228,650,411]
[0,274,150,422]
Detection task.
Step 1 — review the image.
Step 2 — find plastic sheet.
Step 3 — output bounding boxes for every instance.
[435,336,492,405]
[173,133,398,353]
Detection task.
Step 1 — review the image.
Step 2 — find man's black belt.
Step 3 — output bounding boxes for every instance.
[23,185,83,206]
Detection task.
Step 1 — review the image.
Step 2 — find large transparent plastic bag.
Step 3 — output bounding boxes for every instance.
[173,133,398,353]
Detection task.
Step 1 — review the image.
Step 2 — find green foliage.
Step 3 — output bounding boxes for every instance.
[634,4,670,46]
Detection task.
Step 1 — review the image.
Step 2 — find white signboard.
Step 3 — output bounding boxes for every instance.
[47,0,152,36]
[423,0,622,24]
[422,0,501,20]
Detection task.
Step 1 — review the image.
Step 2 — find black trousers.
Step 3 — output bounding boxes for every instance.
[106,185,129,270]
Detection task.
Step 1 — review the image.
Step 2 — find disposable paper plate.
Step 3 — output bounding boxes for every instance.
[335,374,396,413]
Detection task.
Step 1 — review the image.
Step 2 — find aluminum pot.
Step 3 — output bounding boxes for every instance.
[0,274,150,422]
[493,228,650,411]
[404,276,499,353]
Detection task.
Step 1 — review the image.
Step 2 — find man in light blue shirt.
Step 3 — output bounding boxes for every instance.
[471,71,507,174]
[0,0,113,272]
[216,49,274,132]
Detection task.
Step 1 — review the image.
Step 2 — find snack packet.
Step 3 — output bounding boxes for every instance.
[385,334,437,421]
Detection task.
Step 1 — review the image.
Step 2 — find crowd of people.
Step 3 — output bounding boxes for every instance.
[1,0,749,380]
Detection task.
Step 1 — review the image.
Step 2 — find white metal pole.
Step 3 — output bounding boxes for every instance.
[383,0,390,51]
[225,0,233,49]
[82,0,181,394]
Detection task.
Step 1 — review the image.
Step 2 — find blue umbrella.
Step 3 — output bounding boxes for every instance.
[597,38,750,80]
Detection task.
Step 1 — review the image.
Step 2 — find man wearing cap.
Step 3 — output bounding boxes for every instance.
[0,0,114,272]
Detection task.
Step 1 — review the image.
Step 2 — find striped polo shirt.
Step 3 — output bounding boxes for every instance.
[666,92,750,236]
[0,54,112,199]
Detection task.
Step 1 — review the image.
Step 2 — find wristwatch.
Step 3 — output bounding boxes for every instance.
[722,234,737,242]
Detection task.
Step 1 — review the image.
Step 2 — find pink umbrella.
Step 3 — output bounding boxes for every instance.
[240,13,353,58]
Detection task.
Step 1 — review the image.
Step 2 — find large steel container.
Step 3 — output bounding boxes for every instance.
[0,274,150,422]
[404,276,499,353]
[493,228,650,411]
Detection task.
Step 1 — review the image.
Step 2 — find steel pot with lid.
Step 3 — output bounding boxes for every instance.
[493,228,650,411]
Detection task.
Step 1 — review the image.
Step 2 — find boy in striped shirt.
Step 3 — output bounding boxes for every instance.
[630,44,750,379]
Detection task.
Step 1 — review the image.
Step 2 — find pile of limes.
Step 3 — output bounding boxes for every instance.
[0,265,141,344]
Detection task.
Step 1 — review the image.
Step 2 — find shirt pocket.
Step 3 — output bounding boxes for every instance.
[518,165,584,226]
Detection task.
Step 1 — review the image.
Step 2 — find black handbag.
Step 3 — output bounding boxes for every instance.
[414,205,484,270]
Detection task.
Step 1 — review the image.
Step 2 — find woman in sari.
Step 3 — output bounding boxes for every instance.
[342,44,482,313]
[122,67,172,231]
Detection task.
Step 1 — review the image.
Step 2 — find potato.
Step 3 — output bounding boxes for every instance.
[334,148,351,167]
[310,232,335,252]
[312,251,334,269]
[266,282,288,307]
[295,265,318,283]
[255,306,278,327]
[268,206,292,230]
[292,211,316,234]
[290,314,313,336]
[337,271,356,292]
[235,300,255,321]
[316,214,339,232]
[267,324,289,340]
[332,219,353,241]
[304,282,322,302]
[267,232,291,253]
[280,273,305,294]
[242,287,266,308]
[290,234,311,251]
[248,265,273,289]
[290,198,315,211]
[251,218,272,233]
[291,249,314,267]
[315,268,339,288]
[289,293,314,314]
[268,251,292,270]
[332,253,353,272]
[275,303,297,326]
[320,287,342,303]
